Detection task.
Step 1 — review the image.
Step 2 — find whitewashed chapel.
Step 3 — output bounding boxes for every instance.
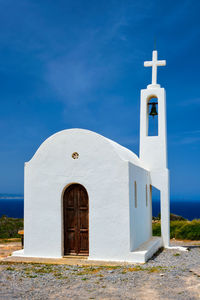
[13,51,170,263]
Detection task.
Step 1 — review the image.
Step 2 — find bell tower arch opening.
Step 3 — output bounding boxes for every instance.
[147,96,158,136]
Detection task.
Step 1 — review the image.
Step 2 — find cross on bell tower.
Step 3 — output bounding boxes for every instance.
[144,50,166,88]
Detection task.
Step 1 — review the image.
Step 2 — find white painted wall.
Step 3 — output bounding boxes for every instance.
[23,129,151,261]
[150,169,170,247]
[129,163,152,251]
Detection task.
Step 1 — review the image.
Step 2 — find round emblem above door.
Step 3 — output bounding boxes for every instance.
[72,152,79,159]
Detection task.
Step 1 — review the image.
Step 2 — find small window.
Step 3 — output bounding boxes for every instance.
[134,181,137,208]
[146,184,148,207]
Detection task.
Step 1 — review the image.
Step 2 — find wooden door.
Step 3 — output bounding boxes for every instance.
[63,184,89,256]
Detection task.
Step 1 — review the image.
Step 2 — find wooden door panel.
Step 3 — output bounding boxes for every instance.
[79,231,89,253]
[79,189,88,206]
[67,208,76,228]
[66,230,76,254]
[64,184,89,256]
[67,189,75,207]
[79,209,88,229]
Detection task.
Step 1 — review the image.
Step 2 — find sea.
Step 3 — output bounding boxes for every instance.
[0,195,200,220]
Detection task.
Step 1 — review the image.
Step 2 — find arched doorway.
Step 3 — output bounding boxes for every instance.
[63,184,89,256]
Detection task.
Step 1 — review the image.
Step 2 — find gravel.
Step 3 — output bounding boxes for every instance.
[0,242,200,300]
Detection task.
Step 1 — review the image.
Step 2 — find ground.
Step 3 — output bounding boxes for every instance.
[0,239,200,300]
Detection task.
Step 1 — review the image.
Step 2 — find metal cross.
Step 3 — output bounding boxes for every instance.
[144,50,166,86]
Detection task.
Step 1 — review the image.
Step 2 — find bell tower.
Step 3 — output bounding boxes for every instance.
[140,50,170,247]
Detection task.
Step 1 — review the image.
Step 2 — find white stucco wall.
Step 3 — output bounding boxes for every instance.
[23,128,150,261]
[129,163,151,251]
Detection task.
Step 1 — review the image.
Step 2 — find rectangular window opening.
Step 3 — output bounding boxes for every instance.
[146,184,148,207]
[151,185,161,227]
[134,181,137,208]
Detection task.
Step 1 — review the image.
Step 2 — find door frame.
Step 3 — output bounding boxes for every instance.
[62,183,89,256]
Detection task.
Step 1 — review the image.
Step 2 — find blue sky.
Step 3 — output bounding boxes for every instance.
[0,0,200,199]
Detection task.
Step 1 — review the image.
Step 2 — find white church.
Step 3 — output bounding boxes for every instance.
[13,50,170,263]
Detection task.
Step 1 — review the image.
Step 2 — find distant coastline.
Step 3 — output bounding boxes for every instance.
[0,194,23,200]
[0,197,24,200]
[0,195,200,220]
[152,199,200,221]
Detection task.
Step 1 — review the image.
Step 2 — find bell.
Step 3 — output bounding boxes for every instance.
[149,102,158,118]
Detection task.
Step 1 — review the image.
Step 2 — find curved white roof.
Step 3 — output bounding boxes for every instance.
[29,128,147,169]
[105,137,146,169]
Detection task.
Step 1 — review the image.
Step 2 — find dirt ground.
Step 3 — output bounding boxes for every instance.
[0,238,22,259]
[0,239,200,300]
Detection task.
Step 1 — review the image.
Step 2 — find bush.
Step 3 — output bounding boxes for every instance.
[0,215,23,238]
[175,220,200,240]
[152,219,200,240]
[152,222,161,236]
[170,221,187,238]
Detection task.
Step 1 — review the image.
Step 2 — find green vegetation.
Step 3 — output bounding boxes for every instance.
[0,214,199,241]
[173,253,180,256]
[153,213,187,221]
[0,238,21,243]
[121,265,167,274]
[6,266,16,271]
[0,216,23,238]
[27,274,38,278]
[153,219,200,240]
[175,219,200,240]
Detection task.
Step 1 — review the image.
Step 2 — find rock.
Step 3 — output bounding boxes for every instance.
[190,268,200,277]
